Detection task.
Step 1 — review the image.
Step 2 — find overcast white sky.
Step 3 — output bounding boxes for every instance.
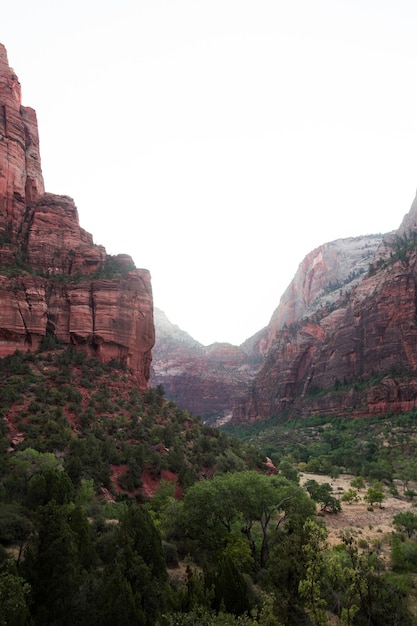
[3,1,417,345]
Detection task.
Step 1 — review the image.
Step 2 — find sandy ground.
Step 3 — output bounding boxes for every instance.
[300,472,415,552]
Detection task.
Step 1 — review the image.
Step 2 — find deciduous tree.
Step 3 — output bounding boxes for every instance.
[393,511,417,538]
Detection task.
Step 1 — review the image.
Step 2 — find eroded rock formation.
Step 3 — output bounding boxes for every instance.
[0,44,154,388]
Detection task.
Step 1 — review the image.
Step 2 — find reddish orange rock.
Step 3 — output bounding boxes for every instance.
[0,44,44,238]
[0,43,154,388]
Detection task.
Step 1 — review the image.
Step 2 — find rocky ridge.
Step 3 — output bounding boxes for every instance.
[0,44,154,388]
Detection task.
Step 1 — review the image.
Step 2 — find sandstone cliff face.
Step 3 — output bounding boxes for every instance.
[265,235,383,351]
[0,45,44,239]
[150,308,263,423]
[233,195,417,423]
[0,44,154,388]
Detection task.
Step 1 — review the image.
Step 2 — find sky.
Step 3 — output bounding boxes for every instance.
[3,0,417,345]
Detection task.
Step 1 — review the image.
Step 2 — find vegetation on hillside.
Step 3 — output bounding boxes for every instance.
[223,411,417,486]
[369,230,417,275]
[1,347,417,624]
[0,248,135,281]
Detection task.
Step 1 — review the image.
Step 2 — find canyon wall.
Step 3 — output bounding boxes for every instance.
[233,196,417,423]
[152,236,383,423]
[0,44,154,388]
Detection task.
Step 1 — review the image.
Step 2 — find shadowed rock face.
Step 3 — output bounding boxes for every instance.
[233,196,417,423]
[0,44,154,388]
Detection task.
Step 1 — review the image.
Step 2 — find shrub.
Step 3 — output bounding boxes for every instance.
[392,537,417,572]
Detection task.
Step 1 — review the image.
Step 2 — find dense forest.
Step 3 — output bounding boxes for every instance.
[1,345,417,625]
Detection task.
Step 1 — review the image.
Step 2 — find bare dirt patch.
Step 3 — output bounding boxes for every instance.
[300,472,416,552]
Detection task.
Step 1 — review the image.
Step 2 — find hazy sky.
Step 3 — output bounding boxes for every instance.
[3,1,417,345]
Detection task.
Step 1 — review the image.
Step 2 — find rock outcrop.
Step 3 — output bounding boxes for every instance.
[233,196,417,423]
[0,44,154,388]
[151,308,263,423]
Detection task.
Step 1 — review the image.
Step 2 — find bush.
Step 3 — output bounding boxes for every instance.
[392,537,417,572]
[341,488,359,504]
[0,504,33,545]
[163,542,179,568]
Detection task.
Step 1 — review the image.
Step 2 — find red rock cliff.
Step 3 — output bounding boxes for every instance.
[0,44,154,388]
[233,195,417,423]
[0,45,44,238]
[265,235,383,350]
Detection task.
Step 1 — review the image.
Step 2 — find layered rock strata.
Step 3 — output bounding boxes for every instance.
[233,196,417,422]
[0,44,154,388]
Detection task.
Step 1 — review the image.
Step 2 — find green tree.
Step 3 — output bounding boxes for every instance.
[96,563,145,626]
[117,505,167,581]
[391,536,417,572]
[395,461,417,494]
[364,483,385,508]
[22,501,84,625]
[350,476,365,490]
[67,504,97,570]
[322,547,360,625]
[4,448,60,502]
[0,503,33,548]
[298,520,328,626]
[266,511,319,623]
[205,554,251,615]
[24,467,74,510]
[0,558,31,626]
[325,533,416,625]
[98,505,170,622]
[305,480,341,513]
[341,489,359,504]
[367,459,393,483]
[215,449,245,473]
[278,460,299,483]
[182,471,313,571]
[221,534,253,574]
[393,510,417,538]
[182,476,238,557]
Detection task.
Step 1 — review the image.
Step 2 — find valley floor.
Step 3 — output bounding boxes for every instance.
[300,472,413,552]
